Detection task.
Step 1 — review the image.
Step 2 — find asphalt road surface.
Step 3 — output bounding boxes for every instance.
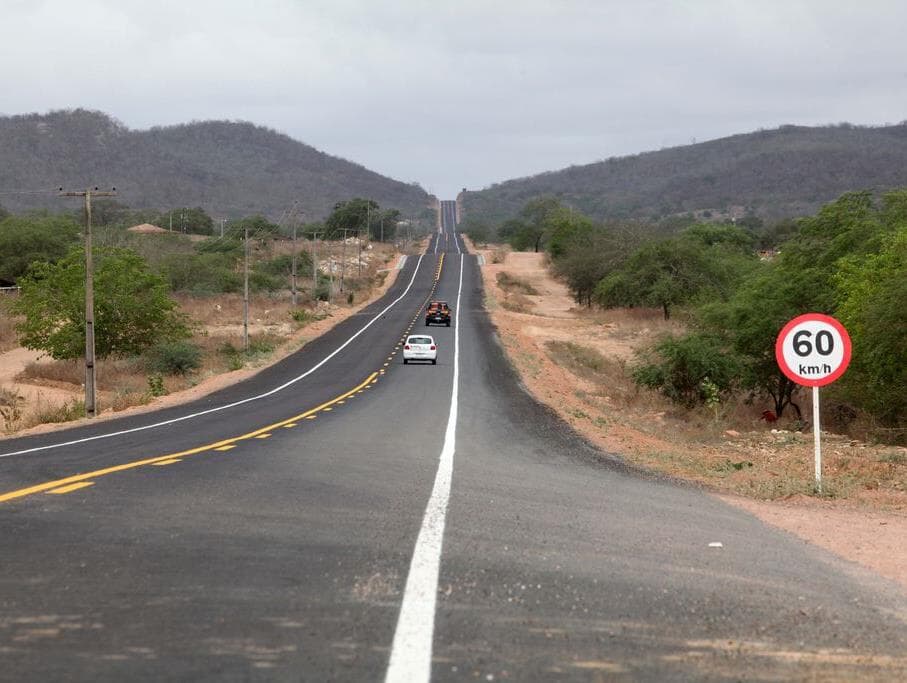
[1,202,906,681]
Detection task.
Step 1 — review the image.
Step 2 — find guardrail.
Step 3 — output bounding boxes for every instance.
[0,286,20,295]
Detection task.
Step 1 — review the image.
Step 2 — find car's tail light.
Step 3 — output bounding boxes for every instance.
[404,344,410,350]
[430,345,436,350]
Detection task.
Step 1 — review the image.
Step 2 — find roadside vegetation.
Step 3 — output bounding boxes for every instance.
[473,190,907,447]
[0,198,423,434]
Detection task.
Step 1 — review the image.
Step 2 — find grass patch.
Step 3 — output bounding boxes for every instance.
[879,450,907,465]
[28,398,85,426]
[545,340,608,374]
[17,359,82,385]
[500,293,533,313]
[496,271,538,295]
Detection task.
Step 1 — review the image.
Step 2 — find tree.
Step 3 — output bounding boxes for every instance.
[553,226,636,306]
[12,246,188,360]
[161,206,215,235]
[697,263,804,418]
[225,214,280,240]
[372,209,400,241]
[834,228,907,426]
[0,213,81,285]
[545,207,595,259]
[512,196,563,252]
[325,198,379,239]
[594,224,756,319]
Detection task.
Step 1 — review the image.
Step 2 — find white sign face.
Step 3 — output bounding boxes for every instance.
[775,313,852,387]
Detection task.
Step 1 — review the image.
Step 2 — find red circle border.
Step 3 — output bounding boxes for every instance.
[775,313,852,387]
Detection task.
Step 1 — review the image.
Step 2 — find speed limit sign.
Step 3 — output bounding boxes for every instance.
[775,313,851,387]
[775,313,852,493]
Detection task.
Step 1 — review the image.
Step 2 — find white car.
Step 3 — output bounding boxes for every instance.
[403,335,437,365]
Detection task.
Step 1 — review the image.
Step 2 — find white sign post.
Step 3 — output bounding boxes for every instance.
[775,313,852,494]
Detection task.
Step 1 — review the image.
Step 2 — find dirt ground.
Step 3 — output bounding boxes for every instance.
[472,243,907,594]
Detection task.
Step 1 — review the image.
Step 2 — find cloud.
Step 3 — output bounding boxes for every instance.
[2,0,907,197]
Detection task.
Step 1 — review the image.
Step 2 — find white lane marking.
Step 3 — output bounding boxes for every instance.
[0,255,428,459]
[385,255,463,683]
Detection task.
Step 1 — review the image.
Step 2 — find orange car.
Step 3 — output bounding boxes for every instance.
[425,301,451,327]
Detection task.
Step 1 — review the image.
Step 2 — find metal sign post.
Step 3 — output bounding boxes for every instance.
[775,313,852,493]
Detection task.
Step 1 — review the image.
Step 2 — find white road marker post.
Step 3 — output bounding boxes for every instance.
[775,313,852,495]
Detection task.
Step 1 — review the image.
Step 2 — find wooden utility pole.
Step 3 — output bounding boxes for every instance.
[243,224,250,352]
[59,187,116,419]
[311,231,323,297]
[291,216,298,306]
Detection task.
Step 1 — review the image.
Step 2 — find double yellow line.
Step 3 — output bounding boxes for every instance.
[0,372,379,504]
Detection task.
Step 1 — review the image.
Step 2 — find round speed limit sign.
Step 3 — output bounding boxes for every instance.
[775,313,852,387]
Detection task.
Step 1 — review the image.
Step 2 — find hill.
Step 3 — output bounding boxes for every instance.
[0,109,433,219]
[461,123,907,224]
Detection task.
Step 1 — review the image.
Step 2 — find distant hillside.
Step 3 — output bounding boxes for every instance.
[0,109,433,219]
[461,124,907,224]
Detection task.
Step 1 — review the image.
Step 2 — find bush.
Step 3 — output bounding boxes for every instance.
[13,246,188,360]
[632,334,740,408]
[146,341,202,375]
[162,252,242,294]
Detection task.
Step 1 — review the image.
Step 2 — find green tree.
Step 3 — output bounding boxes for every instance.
[834,228,907,426]
[0,213,81,284]
[595,224,756,319]
[545,207,595,259]
[511,196,563,252]
[553,226,636,306]
[632,334,741,408]
[12,246,188,359]
[325,198,379,239]
[161,206,215,235]
[698,262,804,418]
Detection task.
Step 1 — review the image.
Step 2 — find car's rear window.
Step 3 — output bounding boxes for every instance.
[409,337,432,344]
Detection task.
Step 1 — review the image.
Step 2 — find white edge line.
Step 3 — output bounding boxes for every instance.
[0,255,427,459]
[385,254,463,683]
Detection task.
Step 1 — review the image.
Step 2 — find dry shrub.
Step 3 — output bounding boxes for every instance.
[108,390,152,412]
[0,306,19,353]
[18,359,82,385]
[491,248,507,264]
[501,294,534,313]
[23,397,85,427]
[496,272,538,295]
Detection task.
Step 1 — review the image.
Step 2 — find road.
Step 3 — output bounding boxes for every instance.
[1,199,906,681]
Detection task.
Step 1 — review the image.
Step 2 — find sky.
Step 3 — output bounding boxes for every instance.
[2,0,907,199]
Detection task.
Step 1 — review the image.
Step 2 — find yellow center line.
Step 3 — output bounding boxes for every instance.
[0,371,379,505]
[48,482,94,495]
[214,445,237,451]
[152,459,182,466]
[254,434,272,439]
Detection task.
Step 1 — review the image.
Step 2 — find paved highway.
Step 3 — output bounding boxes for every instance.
[1,201,906,681]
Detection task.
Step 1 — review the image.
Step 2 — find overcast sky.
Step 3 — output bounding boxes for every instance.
[2,0,907,199]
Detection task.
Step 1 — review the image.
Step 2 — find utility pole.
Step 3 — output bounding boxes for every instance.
[243,224,250,352]
[340,230,347,292]
[311,231,323,297]
[220,218,226,238]
[59,187,117,419]
[291,216,298,306]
